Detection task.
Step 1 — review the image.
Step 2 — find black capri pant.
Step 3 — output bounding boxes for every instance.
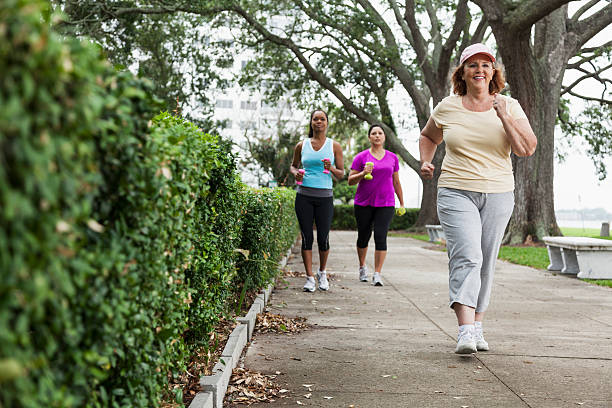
[295,193,334,251]
[354,205,395,251]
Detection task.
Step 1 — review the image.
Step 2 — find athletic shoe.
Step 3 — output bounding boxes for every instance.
[372,272,383,286]
[303,277,316,292]
[359,265,368,282]
[317,270,329,291]
[455,329,477,354]
[474,328,490,351]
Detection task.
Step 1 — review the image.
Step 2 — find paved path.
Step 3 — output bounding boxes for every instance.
[242,231,612,407]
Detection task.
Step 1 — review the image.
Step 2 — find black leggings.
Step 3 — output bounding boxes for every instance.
[295,194,334,251]
[354,205,395,250]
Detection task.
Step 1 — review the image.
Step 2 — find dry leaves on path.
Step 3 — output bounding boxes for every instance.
[224,368,289,406]
[255,312,309,335]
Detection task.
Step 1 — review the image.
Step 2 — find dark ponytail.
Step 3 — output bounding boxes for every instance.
[308,109,329,138]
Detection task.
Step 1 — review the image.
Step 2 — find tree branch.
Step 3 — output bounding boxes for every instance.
[570,0,600,23]
[573,2,612,49]
[438,0,470,81]
[506,0,572,31]
[566,90,612,104]
[561,62,612,95]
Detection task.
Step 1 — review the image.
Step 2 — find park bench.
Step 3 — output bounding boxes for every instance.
[543,236,612,279]
[425,224,445,242]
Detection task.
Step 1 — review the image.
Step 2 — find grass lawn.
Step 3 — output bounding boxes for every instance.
[560,227,612,240]
[390,232,430,242]
[497,246,550,270]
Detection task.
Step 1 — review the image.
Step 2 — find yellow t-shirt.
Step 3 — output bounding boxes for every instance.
[431,94,527,193]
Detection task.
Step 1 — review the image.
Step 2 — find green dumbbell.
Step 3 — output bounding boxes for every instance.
[364,161,373,180]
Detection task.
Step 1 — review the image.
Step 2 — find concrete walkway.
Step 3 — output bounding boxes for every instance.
[242,231,612,407]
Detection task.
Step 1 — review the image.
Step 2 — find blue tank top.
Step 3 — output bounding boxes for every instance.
[301,138,334,189]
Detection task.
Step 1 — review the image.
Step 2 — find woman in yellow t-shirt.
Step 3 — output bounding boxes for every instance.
[419,43,537,354]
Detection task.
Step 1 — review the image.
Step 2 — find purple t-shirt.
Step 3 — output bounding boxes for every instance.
[351,149,399,207]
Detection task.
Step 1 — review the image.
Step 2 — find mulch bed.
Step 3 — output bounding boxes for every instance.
[161,282,310,407]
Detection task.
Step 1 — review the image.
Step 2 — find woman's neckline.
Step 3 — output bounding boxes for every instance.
[460,94,494,113]
[310,136,327,152]
[369,148,386,160]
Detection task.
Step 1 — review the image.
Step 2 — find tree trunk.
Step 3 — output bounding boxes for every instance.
[493,16,566,243]
[414,142,445,227]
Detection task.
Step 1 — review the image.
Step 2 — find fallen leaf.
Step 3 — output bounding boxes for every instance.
[303,393,312,398]
[323,396,333,399]
[87,219,104,233]
[297,401,304,405]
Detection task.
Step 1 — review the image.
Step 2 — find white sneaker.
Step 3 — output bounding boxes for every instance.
[359,266,368,282]
[317,270,329,291]
[474,328,489,351]
[371,272,383,286]
[303,277,316,292]
[455,329,477,354]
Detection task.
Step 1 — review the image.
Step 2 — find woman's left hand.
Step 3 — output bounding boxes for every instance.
[492,93,507,118]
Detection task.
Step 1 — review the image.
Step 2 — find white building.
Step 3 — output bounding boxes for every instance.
[212,46,304,186]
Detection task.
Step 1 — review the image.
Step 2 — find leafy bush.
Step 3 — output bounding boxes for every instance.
[331,205,419,230]
[0,2,297,407]
[332,180,357,204]
[236,188,299,292]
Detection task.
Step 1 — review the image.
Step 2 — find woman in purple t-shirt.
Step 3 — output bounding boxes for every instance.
[348,124,405,286]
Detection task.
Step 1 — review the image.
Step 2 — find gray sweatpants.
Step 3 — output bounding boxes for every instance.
[437,187,514,313]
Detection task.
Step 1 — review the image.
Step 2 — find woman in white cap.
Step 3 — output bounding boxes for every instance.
[419,43,537,354]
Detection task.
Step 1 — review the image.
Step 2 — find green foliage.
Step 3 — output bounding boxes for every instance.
[247,130,301,187]
[331,205,419,230]
[236,188,299,291]
[333,181,357,205]
[53,0,227,128]
[1,2,299,406]
[558,99,612,180]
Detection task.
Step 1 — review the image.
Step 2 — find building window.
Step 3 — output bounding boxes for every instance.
[239,121,257,130]
[240,100,257,110]
[216,99,233,109]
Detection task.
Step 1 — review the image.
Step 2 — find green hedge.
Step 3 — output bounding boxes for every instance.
[331,205,419,230]
[236,188,299,292]
[0,2,298,407]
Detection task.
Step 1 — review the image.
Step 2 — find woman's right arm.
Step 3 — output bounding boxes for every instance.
[347,169,365,185]
[290,142,303,181]
[419,117,443,180]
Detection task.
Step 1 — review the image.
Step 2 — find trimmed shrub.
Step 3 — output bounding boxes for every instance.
[331,205,419,230]
[1,2,297,407]
[236,188,299,292]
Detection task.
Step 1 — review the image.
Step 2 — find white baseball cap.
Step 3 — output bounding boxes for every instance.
[460,43,496,65]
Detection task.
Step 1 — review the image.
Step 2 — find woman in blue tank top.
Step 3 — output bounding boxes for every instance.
[290,109,345,292]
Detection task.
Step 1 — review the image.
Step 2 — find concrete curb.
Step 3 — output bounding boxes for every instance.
[189,240,296,408]
[200,357,234,408]
[188,392,213,408]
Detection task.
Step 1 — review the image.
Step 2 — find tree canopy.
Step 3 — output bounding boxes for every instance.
[54,0,612,240]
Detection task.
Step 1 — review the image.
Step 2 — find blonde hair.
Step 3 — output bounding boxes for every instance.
[451,63,506,95]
